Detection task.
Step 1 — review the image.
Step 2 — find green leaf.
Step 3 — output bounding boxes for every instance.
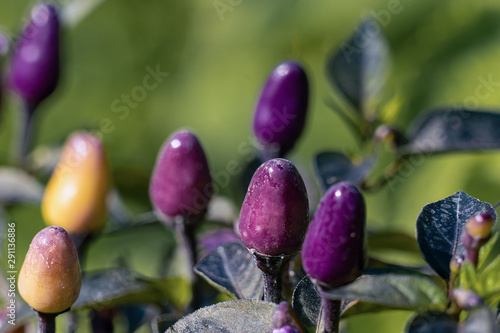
[405,310,458,333]
[459,233,500,307]
[459,261,481,294]
[0,167,44,205]
[322,268,447,309]
[194,242,263,300]
[478,233,500,270]
[314,151,375,191]
[166,300,276,333]
[462,306,497,333]
[401,109,500,155]
[415,191,496,279]
[326,19,389,115]
[480,257,500,306]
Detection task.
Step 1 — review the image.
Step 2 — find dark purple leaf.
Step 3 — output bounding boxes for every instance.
[405,311,457,333]
[314,152,375,191]
[322,268,447,308]
[416,191,496,279]
[401,109,500,155]
[326,19,389,114]
[194,242,263,300]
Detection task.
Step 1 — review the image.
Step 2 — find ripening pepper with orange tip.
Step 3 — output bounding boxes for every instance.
[18,226,81,314]
[41,132,110,235]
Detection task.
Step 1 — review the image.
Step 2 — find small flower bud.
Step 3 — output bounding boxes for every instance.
[302,181,366,287]
[452,289,483,310]
[273,301,293,328]
[373,124,404,147]
[273,302,301,333]
[239,158,309,256]
[8,3,60,110]
[42,133,110,235]
[150,130,212,222]
[465,211,495,240]
[253,61,309,156]
[18,226,81,314]
[449,254,464,275]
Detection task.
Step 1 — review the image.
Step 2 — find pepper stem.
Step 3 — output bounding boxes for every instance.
[465,248,479,267]
[262,268,283,304]
[173,216,201,310]
[250,249,293,303]
[320,291,341,333]
[18,99,38,165]
[37,311,57,333]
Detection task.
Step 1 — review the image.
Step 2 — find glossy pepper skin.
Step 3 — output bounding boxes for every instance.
[150,130,212,221]
[253,61,309,155]
[8,3,60,110]
[302,181,366,287]
[18,226,81,314]
[42,132,110,235]
[239,158,309,256]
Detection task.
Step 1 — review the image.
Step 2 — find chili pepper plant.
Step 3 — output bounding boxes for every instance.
[0,3,499,333]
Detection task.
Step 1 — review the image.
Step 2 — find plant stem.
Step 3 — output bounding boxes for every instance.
[261,269,282,304]
[361,156,407,192]
[447,272,457,305]
[465,248,479,267]
[250,250,293,303]
[324,97,364,145]
[320,293,341,333]
[37,312,56,333]
[174,216,201,310]
[18,99,37,165]
[91,308,115,333]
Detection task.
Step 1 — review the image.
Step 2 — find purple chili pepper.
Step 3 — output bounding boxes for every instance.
[253,61,309,157]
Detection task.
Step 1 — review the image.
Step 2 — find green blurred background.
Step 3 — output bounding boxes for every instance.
[2,0,500,331]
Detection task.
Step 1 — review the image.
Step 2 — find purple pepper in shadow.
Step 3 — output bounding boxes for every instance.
[150,130,212,223]
[198,228,240,259]
[239,158,309,256]
[8,3,60,111]
[253,61,309,158]
[302,181,366,287]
